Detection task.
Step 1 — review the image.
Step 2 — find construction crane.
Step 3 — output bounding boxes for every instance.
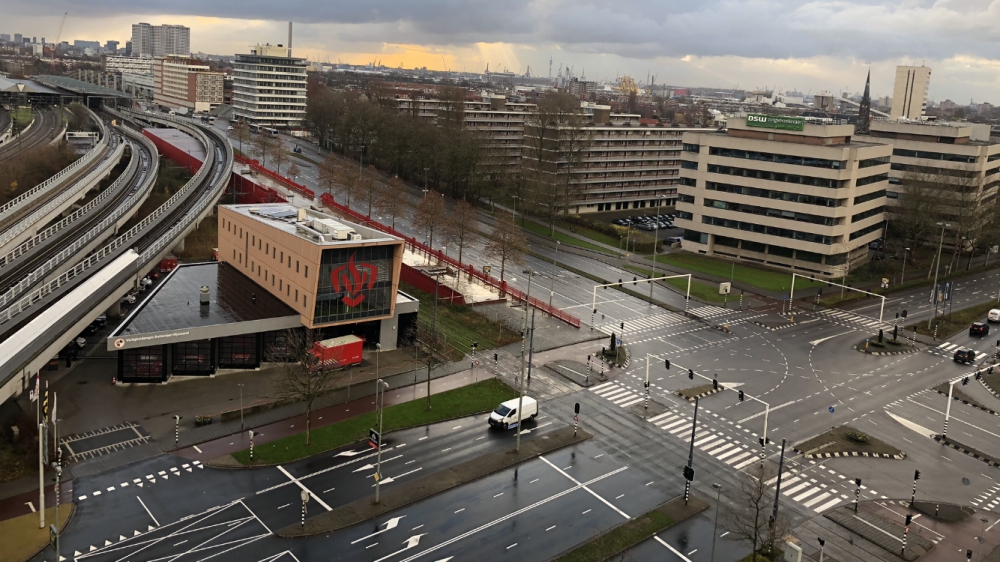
[52,12,67,66]
[617,76,638,96]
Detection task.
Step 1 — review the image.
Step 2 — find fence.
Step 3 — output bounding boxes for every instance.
[233,154,315,200]
[319,192,581,328]
[400,263,466,305]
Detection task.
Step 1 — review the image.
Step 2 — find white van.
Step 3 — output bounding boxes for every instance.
[488,396,538,429]
[989,309,1000,323]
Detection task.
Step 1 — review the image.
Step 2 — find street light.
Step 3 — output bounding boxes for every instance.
[511,194,520,222]
[710,483,723,562]
[928,222,952,330]
[901,247,911,284]
[516,268,534,453]
[650,195,665,300]
[979,517,989,562]
[549,241,560,312]
[374,373,388,502]
[238,383,245,429]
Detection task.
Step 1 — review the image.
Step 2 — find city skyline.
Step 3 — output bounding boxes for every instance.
[5,1,1000,104]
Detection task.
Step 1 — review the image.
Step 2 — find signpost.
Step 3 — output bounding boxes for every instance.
[369,428,381,449]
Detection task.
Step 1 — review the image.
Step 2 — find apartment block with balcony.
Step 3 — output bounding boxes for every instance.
[153,55,224,113]
[232,44,307,128]
[676,115,892,277]
[857,121,1000,229]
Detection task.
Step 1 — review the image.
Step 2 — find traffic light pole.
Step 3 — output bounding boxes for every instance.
[591,275,691,330]
[644,353,650,418]
[789,272,886,327]
[944,380,955,438]
[684,397,700,506]
[771,438,786,526]
[911,470,920,506]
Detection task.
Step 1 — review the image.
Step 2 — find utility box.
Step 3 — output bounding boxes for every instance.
[783,541,802,562]
[312,335,364,368]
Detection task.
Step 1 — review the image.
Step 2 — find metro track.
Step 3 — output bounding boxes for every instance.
[0,106,61,163]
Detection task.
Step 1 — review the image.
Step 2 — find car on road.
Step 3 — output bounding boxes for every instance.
[488,396,538,429]
[73,337,87,348]
[293,145,303,154]
[954,348,977,364]
[989,309,1000,322]
[970,322,990,336]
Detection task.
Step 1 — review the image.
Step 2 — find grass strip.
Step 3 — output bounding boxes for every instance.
[555,220,622,247]
[400,282,520,353]
[677,384,717,399]
[626,265,726,303]
[651,253,823,292]
[231,379,518,465]
[795,425,903,457]
[907,300,996,338]
[520,217,612,253]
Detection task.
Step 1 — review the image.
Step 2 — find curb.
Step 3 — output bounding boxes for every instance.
[979,378,1000,401]
[793,448,906,460]
[934,435,1000,468]
[933,387,1000,417]
[677,386,724,402]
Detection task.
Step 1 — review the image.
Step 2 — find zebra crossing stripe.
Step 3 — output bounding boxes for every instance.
[726,451,751,465]
[780,476,802,488]
[733,456,758,469]
[592,385,623,396]
[693,434,719,447]
[707,442,734,456]
[669,425,691,436]
[784,481,812,495]
[716,447,744,460]
[612,393,639,405]
[618,397,645,407]
[700,438,728,450]
[602,389,632,401]
[803,492,831,508]
[815,497,843,512]
[590,381,616,392]
[793,487,823,502]
[659,419,689,431]
[647,412,673,424]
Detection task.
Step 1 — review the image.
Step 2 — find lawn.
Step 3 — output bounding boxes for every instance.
[519,217,611,253]
[552,509,674,562]
[908,300,997,338]
[794,425,903,457]
[625,265,726,303]
[555,220,622,248]
[231,379,518,465]
[651,253,823,292]
[13,107,33,129]
[400,282,521,355]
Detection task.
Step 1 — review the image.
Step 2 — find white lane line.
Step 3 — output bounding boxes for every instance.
[582,509,592,515]
[323,487,336,494]
[546,525,556,531]
[655,536,693,561]
[725,452,752,465]
[136,496,159,527]
[277,465,332,511]
[278,503,290,509]
[393,467,629,562]
[455,508,465,514]
[539,456,630,519]
[793,488,823,502]
[193,445,202,454]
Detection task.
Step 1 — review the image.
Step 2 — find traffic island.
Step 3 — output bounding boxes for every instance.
[794,426,906,460]
[277,425,590,537]
[0,502,73,562]
[751,314,797,331]
[549,494,709,562]
[853,337,918,356]
[933,435,1000,468]
[824,503,933,561]
[932,382,1000,417]
[910,501,974,523]
[543,360,605,387]
[627,398,669,419]
[676,383,724,402]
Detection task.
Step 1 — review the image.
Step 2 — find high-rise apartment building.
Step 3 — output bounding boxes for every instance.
[131,23,190,57]
[153,56,224,113]
[232,44,307,128]
[890,65,931,121]
[13,34,22,44]
[105,40,119,54]
[0,34,10,43]
[675,115,892,276]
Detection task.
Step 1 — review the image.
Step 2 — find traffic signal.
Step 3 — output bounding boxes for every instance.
[620,322,624,330]
[905,514,912,526]
[618,278,622,286]
[914,470,921,481]
[977,372,982,380]
[633,276,637,283]
[963,377,970,386]
[991,366,996,375]
[738,390,745,401]
[645,381,650,389]
[665,359,671,370]
[712,379,718,390]
[493,353,498,362]
[683,466,695,481]
[575,403,580,414]
[854,478,862,487]
[817,537,825,547]
[968,549,974,559]
[759,436,771,446]
[688,368,694,380]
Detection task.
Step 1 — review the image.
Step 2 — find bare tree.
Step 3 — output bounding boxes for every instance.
[721,461,789,558]
[894,171,943,252]
[413,190,448,249]
[250,133,277,168]
[334,159,361,208]
[413,325,448,410]
[269,139,289,176]
[229,121,251,156]
[358,164,382,217]
[483,213,527,291]
[317,154,340,197]
[443,200,479,263]
[268,329,346,446]
[287,162,302,184]
[376,175,409,230]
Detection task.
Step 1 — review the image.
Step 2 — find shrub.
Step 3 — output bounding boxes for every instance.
[847,430,869,443]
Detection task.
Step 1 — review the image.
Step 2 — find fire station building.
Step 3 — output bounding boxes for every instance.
[107,204,418,382]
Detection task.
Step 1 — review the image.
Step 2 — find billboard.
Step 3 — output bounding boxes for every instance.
[745,114,805,131]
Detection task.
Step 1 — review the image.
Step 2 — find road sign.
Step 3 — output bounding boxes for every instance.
[483,265,492,274]
[369,428,381,449]
[719,282,731,295]
[114,338,126,349]
[616,339,622,346]
[828,406,835,413]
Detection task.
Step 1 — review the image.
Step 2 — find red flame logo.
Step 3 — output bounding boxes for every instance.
[331,253,378,307]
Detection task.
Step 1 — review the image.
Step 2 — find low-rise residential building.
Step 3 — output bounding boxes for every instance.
[675,115,892,276]
[152,55,224,113]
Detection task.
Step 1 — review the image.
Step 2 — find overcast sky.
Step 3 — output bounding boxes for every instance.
[6,0,1000,103]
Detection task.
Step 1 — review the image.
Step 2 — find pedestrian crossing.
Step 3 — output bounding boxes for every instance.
[932,342,991,361]
[590,383,854,514]
[816,309,883,331]
[688,305,738,320]
[596,311,692,336]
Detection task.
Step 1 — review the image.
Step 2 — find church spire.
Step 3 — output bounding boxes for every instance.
[857,68,872,134]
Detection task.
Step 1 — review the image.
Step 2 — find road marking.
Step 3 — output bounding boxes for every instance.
[546,525,556,531]
[507,543,518,550]
[278,503,290,509]
[654,536,693,561]
[277,465,332,511]
[323,487,336,493]
[351,516,407,544]
[136,496,159,526]
[454,508,465,514]
[582,509,591,514]
[25,501,35,512]
[192,445,202,453]
[540,456,630,519]
[494,493,504,498]
[530,479,539,484]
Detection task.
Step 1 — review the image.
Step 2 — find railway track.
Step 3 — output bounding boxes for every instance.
[0,106,62,163]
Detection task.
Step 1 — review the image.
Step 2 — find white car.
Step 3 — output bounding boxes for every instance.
[74,337,87,348]
[989,309,1000,323]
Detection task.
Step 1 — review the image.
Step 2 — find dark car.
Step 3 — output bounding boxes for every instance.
[970,322,990,336]
[954,348,977,364]
[869,238,884,250]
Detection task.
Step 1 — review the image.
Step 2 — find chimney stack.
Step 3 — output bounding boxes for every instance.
[288,22,292,57]
[199,285,210,307]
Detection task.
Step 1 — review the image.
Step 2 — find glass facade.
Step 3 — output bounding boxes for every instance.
[172,340,214,375]
[218,335,259,369]
[315,245,394,325]
[120,346,167,382]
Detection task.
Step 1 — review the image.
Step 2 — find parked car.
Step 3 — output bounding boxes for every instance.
[954,348,977,364]
[74,337,87,348]
[122,293,137,305]
[970,322,990,336]
[488,397,538,429]
[666,236,684,244]
[869,238,884,250]
[989,309,1000,323]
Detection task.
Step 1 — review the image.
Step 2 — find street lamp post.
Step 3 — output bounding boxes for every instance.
[374,354,388,502]
[51,461,62,560]
[650,196,664,300]
[549,241,560,312]
[929,223,952,330]
[511,195,520,222]
[238,383,245,429]
[979,517,989,562]
[173,415,181,446]
[516,269,534,453]
[901,247,911,284]
[710,483,722,562]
